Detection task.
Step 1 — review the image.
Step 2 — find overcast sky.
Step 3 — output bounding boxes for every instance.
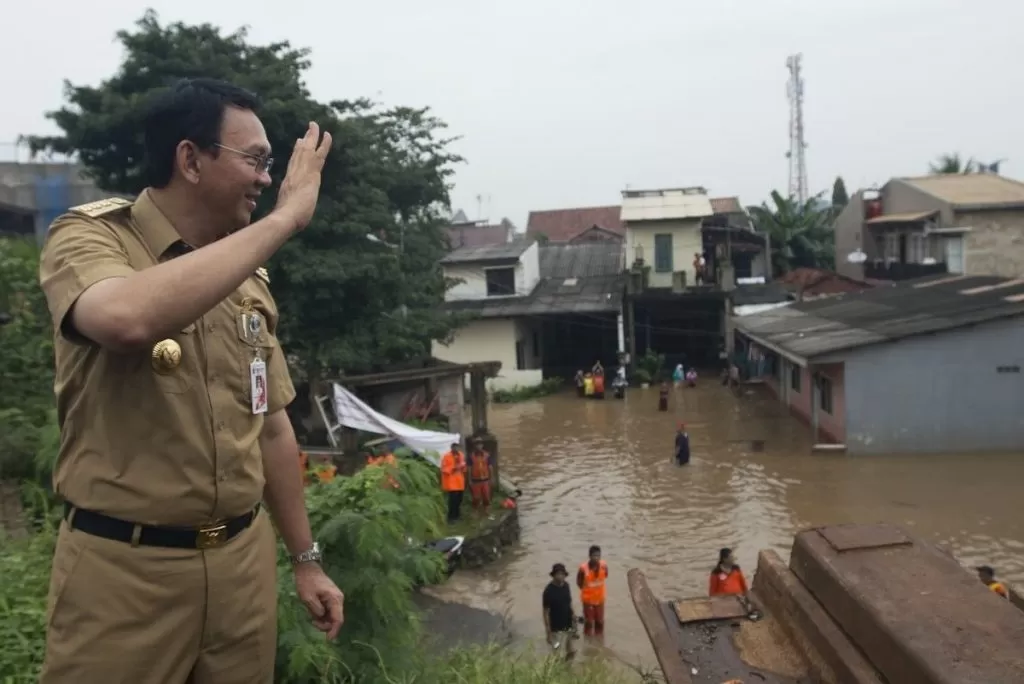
[2,0,1021,227]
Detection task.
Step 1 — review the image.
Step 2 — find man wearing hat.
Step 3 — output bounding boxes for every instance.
[542,563,578,660]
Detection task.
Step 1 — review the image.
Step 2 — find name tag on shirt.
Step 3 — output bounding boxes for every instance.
[250,358,268,415]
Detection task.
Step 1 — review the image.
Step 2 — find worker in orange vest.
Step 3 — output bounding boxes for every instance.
[576,544,608,635]
[366,448,399,489]
[440,442,467,522]
[709,548,749,599]
[468,437,493,511]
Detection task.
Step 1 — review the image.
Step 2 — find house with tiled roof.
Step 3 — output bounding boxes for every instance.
[833,173,1024,282]
[525,205,624,244]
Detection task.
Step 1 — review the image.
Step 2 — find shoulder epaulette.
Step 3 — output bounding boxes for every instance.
[68,197,133,218]
[255,267,270,284]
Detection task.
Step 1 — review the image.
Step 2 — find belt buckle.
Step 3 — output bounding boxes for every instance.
[196,523,228,549]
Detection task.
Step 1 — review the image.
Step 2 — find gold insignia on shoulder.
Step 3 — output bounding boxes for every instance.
[255,267,270,284]
[69,197,134,218]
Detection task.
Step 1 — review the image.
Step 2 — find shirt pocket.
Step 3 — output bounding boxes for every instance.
[229,307,276,408]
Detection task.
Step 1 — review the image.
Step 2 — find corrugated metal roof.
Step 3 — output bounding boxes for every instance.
[440,241,530,264]
[620,188,714,222]
[899,174,1024,209]
[539,243,623,278]
[445,274,624,318]
[865,210,937,224]
[736,274,1024,361]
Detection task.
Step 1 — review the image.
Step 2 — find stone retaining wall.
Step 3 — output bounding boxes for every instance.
[460,505,521,569]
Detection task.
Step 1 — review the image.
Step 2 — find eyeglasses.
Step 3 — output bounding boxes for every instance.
[213,143,274,173]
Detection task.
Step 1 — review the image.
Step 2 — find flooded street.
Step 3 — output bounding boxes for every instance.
[429,382,1024,671]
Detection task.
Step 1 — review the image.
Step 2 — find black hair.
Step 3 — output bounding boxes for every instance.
[589,545,601,556]
[142,78,261,188]
[713,547,737,574]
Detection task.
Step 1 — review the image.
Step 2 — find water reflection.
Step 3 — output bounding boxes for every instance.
[433,384,1024,669]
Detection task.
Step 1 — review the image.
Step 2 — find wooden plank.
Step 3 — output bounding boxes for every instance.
[672,596,748,624]
[627,568,694,684]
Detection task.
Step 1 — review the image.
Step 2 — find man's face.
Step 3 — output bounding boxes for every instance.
[552,571,567,585]
[589,551,601,564]
[198,106,272,232]
[978,569,993,583]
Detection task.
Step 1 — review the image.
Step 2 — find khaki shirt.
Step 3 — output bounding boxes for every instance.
[38,189,296,526]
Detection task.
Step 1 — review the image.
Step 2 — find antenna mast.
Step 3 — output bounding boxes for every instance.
[786,53,808,204]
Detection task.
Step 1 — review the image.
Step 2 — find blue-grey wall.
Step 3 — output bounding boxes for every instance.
[843,317,1024,454]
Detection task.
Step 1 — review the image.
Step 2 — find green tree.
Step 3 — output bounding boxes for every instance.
[25,10,464,406]
[749,191,834,276]
[831,176,849,210]
[929,153,976,174]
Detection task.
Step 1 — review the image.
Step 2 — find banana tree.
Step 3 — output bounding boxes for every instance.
[748,191,835,276]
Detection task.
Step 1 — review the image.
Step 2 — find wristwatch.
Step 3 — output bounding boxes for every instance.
[290,542,323,565]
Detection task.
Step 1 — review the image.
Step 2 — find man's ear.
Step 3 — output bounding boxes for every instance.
[176,141,203,185]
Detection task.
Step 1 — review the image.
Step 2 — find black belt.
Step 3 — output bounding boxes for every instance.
[64,501,260,549]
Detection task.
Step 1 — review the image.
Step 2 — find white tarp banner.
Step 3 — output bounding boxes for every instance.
[331,383,460,468]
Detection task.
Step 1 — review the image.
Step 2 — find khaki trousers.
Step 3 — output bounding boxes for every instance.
[40,511,277,683]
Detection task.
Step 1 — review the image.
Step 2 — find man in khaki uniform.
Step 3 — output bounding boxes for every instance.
[37,78,344,683]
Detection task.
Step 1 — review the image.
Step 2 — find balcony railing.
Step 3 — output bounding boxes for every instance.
[864,261,948,281]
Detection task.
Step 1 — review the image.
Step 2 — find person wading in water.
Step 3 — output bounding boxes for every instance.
[675,423,690,465]
[577,544,609,635]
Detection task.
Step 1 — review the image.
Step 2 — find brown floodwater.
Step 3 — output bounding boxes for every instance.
[428,383,1024,671]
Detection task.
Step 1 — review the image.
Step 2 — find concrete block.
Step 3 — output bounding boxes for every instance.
[790,523,1024,684]
[753,549,882,684]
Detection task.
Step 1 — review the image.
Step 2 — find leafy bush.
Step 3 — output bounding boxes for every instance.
[633,369,652,386]
[636,350,665,384]
[276,459,448,683]
[0,238,56,481]
[491,377,564,404]
[0,491,57,682]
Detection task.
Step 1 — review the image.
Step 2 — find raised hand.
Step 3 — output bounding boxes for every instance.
[275,122,333,231]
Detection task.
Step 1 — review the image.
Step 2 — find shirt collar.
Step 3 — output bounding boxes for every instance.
[131,188,190,259]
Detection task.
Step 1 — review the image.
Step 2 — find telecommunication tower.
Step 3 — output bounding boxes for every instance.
[785,53,808,204]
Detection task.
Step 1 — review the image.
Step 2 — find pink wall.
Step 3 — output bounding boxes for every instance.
[761,358,845,444]
[814,363,846,443]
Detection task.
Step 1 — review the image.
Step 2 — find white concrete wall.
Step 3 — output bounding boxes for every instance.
[443,243,541,301]
[431,317,543,391]
[519,242,540,294]
[750,250,769,279]
[626,219,703,288]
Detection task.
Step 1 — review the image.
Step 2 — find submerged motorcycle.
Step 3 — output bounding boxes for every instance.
[409,535,466,580]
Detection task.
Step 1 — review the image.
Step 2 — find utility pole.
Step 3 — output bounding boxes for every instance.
[786,53,809,204]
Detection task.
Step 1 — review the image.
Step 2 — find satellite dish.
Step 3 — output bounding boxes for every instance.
[847,249,867,264]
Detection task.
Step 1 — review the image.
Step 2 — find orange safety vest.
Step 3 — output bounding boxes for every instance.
[593,374,605,393]
[469,451,491,482]
[367,453,397,467]
[988,581,1009,599]
[579,560,608,605]
[440,451,466,492]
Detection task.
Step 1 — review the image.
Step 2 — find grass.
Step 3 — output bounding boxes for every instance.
[491,378,564,404]
[395,644,651,684]
[445,494,510,537]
